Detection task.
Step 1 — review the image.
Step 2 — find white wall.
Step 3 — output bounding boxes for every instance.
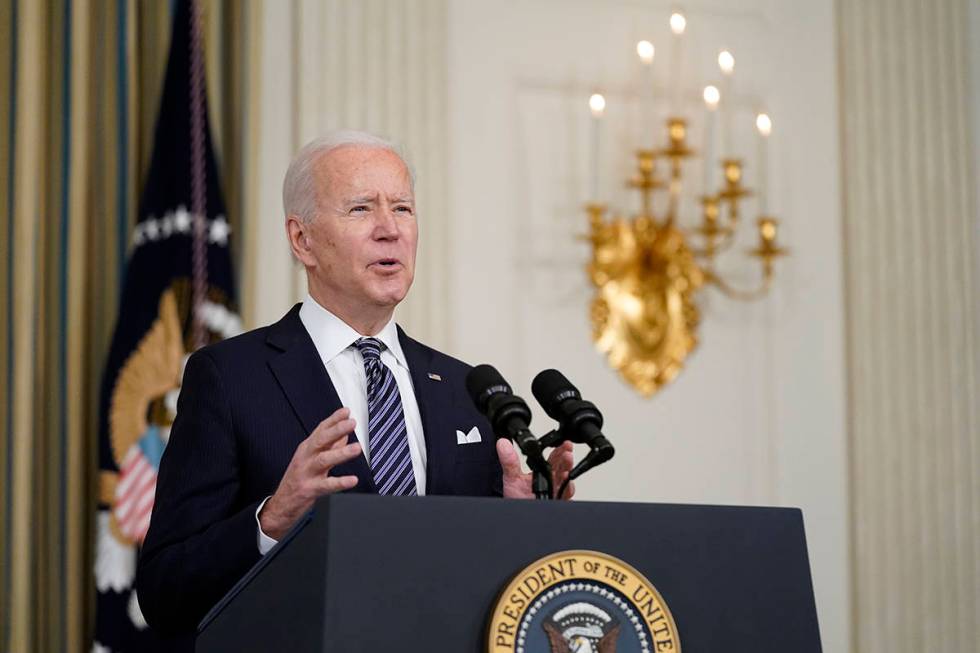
[445,1,848,650]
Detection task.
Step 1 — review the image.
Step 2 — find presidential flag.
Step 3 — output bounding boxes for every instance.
[93,0,241,650]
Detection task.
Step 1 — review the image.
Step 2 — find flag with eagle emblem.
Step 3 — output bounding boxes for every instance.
[93,0,241,650]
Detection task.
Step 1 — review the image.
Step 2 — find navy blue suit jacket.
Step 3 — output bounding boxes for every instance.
[136,304,501,637]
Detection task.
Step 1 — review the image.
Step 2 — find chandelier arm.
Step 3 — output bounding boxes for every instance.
[666,160,683,225]
[665,195,677,224]
[690,228,738,259]
[705,267,774,301]
[715,230,739,254]
[724,204,740,232]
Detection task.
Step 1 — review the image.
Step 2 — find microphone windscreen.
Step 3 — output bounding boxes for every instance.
[465,364,511,413]
[531,369,581,418]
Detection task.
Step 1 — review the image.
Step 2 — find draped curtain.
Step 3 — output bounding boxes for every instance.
[0,2,255,650]
[839,0,980,649]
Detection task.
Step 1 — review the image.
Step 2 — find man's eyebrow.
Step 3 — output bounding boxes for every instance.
[345,195,378,205]
[391,196,414,204]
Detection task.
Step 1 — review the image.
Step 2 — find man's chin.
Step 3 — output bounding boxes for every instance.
[367,283,412,308]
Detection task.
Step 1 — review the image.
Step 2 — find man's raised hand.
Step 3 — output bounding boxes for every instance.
[258,407,361,540]
[497,439,575,500]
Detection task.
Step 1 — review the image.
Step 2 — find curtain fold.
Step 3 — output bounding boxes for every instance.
[839,0,980,650]
[0,2,254,650]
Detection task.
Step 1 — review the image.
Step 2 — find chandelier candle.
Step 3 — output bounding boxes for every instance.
[668,12,686,115]
[718,49,735,156]
[756,113,772,215]
[636,40,656,146]
[589,94,606,201]
[703,86,720,191]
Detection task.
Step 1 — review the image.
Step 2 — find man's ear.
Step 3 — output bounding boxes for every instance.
[285,215,314,266]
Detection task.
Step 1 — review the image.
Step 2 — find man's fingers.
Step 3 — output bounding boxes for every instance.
[328,433,351,450]
[319,407,350,429]
[544,443,575,501]
[496,439,525,478]
[309,414,356,451]
[547,441,574,477]
[312,442,362,472]
[552,442,574,469]
[561,480,576,500]
[319,474,359,494]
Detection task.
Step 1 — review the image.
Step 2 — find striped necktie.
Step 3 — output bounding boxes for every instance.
[354,337,418,496]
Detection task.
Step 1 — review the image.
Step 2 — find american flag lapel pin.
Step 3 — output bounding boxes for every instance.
[427,372,442,381]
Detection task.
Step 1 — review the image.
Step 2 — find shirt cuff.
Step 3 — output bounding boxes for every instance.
[255,496,279,555]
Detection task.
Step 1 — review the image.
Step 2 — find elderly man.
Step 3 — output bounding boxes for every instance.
[136,131,573,639]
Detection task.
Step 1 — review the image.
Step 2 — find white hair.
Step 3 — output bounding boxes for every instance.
[282,130,415,223]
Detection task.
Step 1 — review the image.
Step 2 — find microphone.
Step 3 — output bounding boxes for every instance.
[465,364,546,468]
[531,369,615,480]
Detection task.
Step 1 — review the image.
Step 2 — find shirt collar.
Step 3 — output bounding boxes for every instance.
[298,294,408,370]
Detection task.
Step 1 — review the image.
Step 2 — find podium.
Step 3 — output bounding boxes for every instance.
[196,494,822,652]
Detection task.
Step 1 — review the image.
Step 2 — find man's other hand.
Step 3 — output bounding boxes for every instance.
[497,439,575,500]
[258,407,361,540]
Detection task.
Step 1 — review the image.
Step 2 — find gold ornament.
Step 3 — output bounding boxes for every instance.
[586,118,786,397]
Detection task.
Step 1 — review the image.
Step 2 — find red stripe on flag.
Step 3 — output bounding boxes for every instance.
[116,463,156,522]
[116,453,149,497]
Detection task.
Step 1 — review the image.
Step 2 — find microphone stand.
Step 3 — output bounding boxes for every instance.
[538,427,615,499]
[529,457,552,500]
[512,431,552,500]
[538,430,568,499]
[495,416,552,500]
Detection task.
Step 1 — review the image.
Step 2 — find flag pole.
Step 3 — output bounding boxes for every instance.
[189,0,209,350]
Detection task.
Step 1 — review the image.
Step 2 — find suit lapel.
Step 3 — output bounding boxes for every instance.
[266,305,376,493]
[398,327,458,495]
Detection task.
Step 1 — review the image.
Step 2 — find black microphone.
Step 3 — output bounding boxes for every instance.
[531,369,615,479]
[465,364,545,466]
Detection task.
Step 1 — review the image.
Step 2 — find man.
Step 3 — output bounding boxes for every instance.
[136,131,573,638]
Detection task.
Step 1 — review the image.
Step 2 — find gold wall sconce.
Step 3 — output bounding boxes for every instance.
[585,24,787,397]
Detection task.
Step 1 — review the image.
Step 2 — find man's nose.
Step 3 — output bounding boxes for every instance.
[373,205,399,239]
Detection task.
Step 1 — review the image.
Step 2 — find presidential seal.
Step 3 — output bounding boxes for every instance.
[487,550,680,653]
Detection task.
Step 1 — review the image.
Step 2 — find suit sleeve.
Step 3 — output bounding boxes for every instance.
[136,349,263,635]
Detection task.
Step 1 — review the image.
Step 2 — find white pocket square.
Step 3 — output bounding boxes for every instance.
[455,426,482,445]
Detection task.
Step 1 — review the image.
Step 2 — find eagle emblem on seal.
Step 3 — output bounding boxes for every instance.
[543,602,621,653]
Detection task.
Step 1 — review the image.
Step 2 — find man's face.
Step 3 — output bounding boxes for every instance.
[296,145,418,319]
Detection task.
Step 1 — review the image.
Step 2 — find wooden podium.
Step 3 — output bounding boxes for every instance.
[196,494,822,652]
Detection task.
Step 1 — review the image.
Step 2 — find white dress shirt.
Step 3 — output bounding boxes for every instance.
[256,295,427,554]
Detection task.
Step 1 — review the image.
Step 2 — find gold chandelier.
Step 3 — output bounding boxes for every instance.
[585,12,787,397]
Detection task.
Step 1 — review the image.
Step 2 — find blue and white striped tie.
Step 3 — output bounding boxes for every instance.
[355,338,418,496]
